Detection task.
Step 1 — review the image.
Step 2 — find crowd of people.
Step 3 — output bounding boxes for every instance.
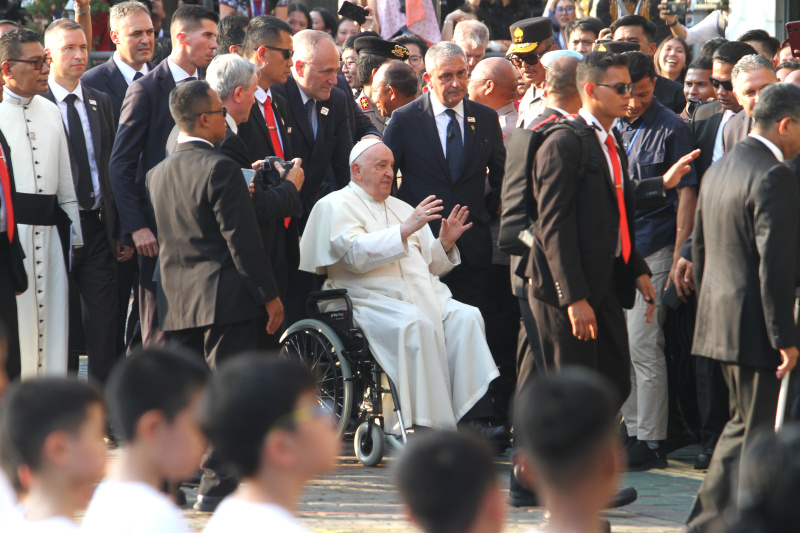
[1,0,800,531]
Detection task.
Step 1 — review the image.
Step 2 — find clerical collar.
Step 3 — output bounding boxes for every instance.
[349,182,389,225]
[349,181,382,205]
[2,87,33,106]
[113,52,149,85]
[48,79,83,104]
[167,57,197,85]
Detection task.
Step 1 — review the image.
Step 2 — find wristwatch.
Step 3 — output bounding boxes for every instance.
[75,5,91,15]
[667,20,678,27]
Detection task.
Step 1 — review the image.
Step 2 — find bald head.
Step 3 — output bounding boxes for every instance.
[543,55,583,114]
[786,69,800,87]
[468,57,518,110]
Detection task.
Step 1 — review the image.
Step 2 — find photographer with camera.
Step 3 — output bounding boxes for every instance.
[659,0,732,45]
[206,53,304,351]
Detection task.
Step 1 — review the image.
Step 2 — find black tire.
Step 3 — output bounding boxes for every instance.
[354,421,385,467]
[280,319,353,438]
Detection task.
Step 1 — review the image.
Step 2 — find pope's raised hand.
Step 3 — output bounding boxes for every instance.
[400,195,443,243]
[439,205,472,253]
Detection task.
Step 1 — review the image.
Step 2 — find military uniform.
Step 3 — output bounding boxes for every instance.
[356,93,389,135]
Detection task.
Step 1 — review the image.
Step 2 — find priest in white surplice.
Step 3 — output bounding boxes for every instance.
[299,139,501,431]
[0,29,82,377]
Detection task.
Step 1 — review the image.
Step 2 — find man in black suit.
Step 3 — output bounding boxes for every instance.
[81,1,154,124]
[672,40,756,470]
[609,15,686,115]
[82,1,155,354]
[0,76,27,380]
[527,51,657,409]
[722,54,775,153]
[686,83,800,533]
[44,20,124,384]
[109,5,218,348]
[206,52,303,347]
[384,41,505,309]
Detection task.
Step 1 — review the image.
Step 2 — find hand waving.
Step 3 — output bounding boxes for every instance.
[439,205,472,252]
[400,195,443,243]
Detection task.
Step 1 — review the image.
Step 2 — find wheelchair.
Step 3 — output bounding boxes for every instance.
[279,289,409,466]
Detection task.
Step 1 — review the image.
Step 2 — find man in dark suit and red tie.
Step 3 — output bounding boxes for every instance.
[383,41,505,310]
[0,73,27,380]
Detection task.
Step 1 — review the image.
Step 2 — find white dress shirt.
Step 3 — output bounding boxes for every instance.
[749,133,785,162]
[166,58,197,86]
[712,109,736,164]
[48,79,101,210]
[430,95,465,159]
[254,86,285,152]
[112,52,149,85]
[176,134,213,147]
[0,142,7,233]
[295,84,318,139]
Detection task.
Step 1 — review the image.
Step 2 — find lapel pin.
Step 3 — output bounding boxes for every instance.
[92,107,97,111]
[287,127,292,133]
[320,107,329,116]
[88,99,97,105]
[470,125,475,132]
[467,116,475,122]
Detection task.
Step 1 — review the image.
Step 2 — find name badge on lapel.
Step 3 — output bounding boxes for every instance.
[467,116,475,123]
[320,107,329,116]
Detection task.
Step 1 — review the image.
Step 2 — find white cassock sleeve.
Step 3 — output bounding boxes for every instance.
[345,226,408,273]
[429,238,460,278]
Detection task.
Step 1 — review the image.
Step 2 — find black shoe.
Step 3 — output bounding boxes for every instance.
[606,486,638,508]
[626,441,668,471]
[662,431,698,454]
[509,473,538,507]
[463,420,511,451]
[193,494,222,513]
[623,434,638,451]
[693,448,714,470]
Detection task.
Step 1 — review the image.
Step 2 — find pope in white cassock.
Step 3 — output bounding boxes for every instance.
[299,139,500,429]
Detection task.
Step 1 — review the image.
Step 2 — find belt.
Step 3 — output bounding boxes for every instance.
[14,193,58,226]
[79,206,105,224]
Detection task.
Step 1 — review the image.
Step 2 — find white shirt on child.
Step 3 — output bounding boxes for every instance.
[24,516,79,532]
[79,481,189,533]
[0,469,24,530]
[203,497,307,533]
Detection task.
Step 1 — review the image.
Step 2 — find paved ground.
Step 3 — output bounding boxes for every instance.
[178,442,703,533]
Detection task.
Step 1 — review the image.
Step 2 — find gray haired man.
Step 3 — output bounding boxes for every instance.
[722,54,776,152]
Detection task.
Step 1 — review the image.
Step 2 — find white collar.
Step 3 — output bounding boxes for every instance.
[254,86,273,105]
[113,52,149,85]
[176,134,214,147]
[547,105,570,117]
[225,112,238,134]
[749,133,784,162]
[2,87,33,105]
[296,83,313,105]
[167,57,197,84]
[430,94,465,118]
[48,79,82,103]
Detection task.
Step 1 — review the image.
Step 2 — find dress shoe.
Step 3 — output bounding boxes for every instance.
[606,486,638,508]
[661,431,697,454]
[626,440,668,471]
[694,448,714,470]
[509,473,538,507]
[463,420,511,452]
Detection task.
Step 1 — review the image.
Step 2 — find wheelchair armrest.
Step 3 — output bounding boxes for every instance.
[305,289,354,318]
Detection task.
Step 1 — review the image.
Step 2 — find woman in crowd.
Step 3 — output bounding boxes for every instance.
[311,7,337,37]
[544,0,583,49]
[287,3,311,34]
[656,35,691,83]
[336,17,360,45]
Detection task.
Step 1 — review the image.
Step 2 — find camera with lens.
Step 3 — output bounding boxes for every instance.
[255,156,294,190]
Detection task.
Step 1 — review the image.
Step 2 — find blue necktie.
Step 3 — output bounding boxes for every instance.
[305,99,315,140]
[133,71,144,81]
[445,109,463,183]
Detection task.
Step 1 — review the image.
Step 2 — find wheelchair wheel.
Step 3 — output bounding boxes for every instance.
[280,319,353,438]
[354,421,385,467]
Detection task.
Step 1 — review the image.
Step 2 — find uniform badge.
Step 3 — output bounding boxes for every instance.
[391,45,409,59]
[321,107,329,116]
[513,27,524,43]
[360,96,371,111]
[597,44,607,52]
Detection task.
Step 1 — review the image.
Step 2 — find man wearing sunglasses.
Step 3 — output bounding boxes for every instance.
[507,18,558,128]
[0,28,83,378]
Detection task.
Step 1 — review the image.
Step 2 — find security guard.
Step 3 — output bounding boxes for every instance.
[353,36,409,135]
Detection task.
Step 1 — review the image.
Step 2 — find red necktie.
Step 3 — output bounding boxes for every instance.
[264,96,291,229]
[604,135,630,263]
[0,151,14,243]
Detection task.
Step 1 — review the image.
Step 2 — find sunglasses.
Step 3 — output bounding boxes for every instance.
[255,45,293,60]
[9,55,52,71]
[508,53,541,67]
[194,106,227,118]
[709,76,733,91]
[594,82,633,95]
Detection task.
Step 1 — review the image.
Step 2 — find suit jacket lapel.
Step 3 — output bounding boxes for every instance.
[419,94,450,182]
[81,85,104,163]
[157,61,176,99]
[249,102,272,153]
[104,58,129,104]
[272,93,292,157]
[460,100,477,180]
[286,79,314,148]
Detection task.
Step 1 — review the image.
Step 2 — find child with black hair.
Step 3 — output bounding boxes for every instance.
[0,319,19,527]
[201,356,339,533]
[513,368,623,533]
[80,347,210,533]
[395,430,505,533]
[0,377,106,532]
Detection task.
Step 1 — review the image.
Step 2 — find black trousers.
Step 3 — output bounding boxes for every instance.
[686,363,791,533]
[0,236,21,380]
[70,216,120,384]
[138,254,168,347]
[696,356,730,450]
[443,262,489,309]
[529,282,632,411]
[516,295,548,388]
[170,318,258,370]
[116,252,139,352]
